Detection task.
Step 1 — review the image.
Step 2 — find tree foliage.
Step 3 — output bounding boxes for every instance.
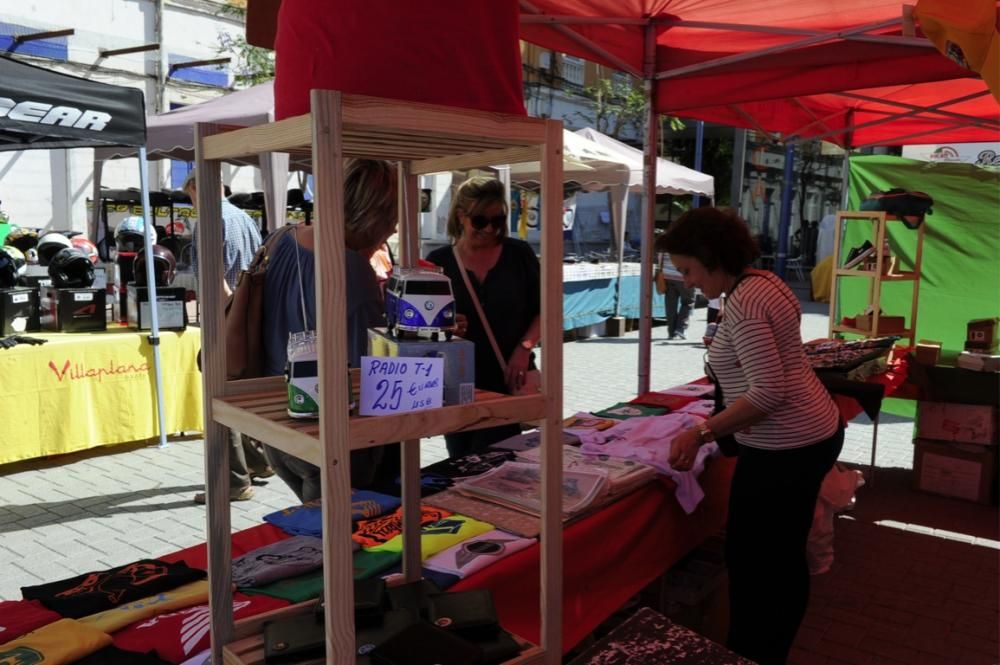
[215,2,274,86]
[571,78,684,141]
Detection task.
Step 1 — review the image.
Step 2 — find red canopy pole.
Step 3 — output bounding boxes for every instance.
[638,22,659,396]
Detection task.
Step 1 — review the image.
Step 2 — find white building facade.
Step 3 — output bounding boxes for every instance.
[0,0,260,233]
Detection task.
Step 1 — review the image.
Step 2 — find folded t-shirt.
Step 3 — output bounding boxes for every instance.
[263,490,402,537]
[353,506,451,550]
[0,618,112,665]
[21,559,206,619]
[232,535,324,588]
[367,514,495,559]
[77,580,209,634]
[112,592,288,663]
[424,529,535,579]
[0,599,61,642]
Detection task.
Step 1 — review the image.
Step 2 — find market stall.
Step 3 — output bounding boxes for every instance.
[0,327,203,465]
[0,55,171,449]
[93,81,290,238]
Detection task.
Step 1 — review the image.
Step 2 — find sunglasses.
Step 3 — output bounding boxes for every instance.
[468,213,507,231]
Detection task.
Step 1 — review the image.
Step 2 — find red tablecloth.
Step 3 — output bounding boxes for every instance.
[159,459,735,654]
[831,351,911,422]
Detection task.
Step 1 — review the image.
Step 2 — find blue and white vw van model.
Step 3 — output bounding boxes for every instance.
[385,268,456,341]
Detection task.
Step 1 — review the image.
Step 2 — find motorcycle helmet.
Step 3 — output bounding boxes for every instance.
[25,248,39,265]
[133,244,177,287]
[0,248,19,289]
[5,227,39,252]
[115,216,148,253]
[48,247,96,288]
[70,236,100,264]
[37,232,74,267]
[1,245,26,279]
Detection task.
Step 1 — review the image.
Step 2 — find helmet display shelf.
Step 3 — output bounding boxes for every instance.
[195,91,565,664]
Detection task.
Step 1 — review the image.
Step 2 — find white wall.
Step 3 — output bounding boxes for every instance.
[0,0,258,235]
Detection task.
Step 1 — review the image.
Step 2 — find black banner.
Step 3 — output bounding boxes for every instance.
[0,56,146,150]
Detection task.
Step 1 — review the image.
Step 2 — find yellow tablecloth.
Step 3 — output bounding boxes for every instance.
[0,325,203,465]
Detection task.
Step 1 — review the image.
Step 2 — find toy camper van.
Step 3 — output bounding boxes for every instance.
[385,268,456,341]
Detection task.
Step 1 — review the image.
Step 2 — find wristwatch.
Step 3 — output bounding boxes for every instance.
[520,339,534,351]
[697,423,716,444]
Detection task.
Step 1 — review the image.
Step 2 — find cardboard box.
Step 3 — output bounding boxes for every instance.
[956,351,1000,373]
[965,317,999,354]
[917,401,997,446]
[126,285,187,331]
[855,313,907,335]
[40,287,107,332]
[913,438,997,504]
[914,340,942,366]
[0,287,41,334]
[18,265,52,291]
[367,327,475,406]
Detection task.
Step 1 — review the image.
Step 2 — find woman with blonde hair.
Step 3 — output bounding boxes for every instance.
[427,176,541,457]
[262,159,398,499]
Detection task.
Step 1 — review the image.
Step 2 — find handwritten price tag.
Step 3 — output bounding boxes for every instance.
[359,356,445,416]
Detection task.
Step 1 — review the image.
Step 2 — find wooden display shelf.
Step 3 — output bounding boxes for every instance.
[222,599,543,665]
[213,390,547,464]
[833,269,918,281]
[831,324,912,337]
[201,95,548,174]
[197,90,565,665]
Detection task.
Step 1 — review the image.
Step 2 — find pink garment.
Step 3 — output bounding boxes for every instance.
[579,415,717,513]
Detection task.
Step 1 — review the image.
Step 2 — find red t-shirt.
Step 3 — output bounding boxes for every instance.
[274,0,525,120]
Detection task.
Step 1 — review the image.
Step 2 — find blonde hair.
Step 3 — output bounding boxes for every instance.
[446,176,508,241]
[343,159,398,255]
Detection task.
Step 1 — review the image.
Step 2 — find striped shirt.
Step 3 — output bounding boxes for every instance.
[191,200,263,290]
[708,270,839,450]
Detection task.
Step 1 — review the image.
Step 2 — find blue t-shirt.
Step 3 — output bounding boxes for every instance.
[262,231,385,377]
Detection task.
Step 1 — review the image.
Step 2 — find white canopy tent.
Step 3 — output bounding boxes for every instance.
[574,127,715,198]
[509,127,714,321]
[92,82,290,240]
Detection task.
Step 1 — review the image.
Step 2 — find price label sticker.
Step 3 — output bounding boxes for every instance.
[359,356,444,416]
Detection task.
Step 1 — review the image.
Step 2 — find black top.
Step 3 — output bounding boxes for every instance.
[427,238,540,393]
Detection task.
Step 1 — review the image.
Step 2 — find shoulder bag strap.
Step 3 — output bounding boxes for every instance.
[452,245,508,374]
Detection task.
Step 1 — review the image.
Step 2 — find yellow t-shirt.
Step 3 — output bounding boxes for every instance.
[0,618,111,664]
[77,580,210,633]
[367,514,495,560]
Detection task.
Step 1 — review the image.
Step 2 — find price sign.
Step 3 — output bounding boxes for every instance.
[359,356,444,416]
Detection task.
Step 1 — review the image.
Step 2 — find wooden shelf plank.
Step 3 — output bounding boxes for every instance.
[213,391,545,457]
[832,324,911,337]
[203,94,548,163]
[834,269,917,281]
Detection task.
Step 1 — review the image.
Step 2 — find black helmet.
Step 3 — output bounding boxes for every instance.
[5,227,39,252]
[0,248,18,289]
[134,244,177,287]
[37,232,74,267]
[48,247,96,288]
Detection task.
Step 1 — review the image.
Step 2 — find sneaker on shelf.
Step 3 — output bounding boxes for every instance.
[843,241,875,269]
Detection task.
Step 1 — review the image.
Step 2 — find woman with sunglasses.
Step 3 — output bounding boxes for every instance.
[661,207,844,665]
[427,177,541,457]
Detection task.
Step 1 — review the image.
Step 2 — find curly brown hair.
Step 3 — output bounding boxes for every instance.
[658,207,759,275]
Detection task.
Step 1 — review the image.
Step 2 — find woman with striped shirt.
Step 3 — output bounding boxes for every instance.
[662,208,844,665]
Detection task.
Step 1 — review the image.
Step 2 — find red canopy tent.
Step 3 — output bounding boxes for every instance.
[245,0,999,392]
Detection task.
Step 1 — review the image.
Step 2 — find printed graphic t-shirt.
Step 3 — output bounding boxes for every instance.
[21,559,206,619]
[0,618,112,665]
[0,599,61,642]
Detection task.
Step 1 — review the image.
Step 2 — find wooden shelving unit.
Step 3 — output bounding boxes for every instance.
[195,91,565,664]
[828,210,925,346]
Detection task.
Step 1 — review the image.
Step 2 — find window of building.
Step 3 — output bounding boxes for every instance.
[168,54,229,88]
[0,21,69,60]
[561,54,585,85]
[538,51,552,71]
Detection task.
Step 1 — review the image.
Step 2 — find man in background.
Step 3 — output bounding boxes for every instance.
[184,171,271,503]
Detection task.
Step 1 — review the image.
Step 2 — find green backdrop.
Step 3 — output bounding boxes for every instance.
[843,155,1000,352]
